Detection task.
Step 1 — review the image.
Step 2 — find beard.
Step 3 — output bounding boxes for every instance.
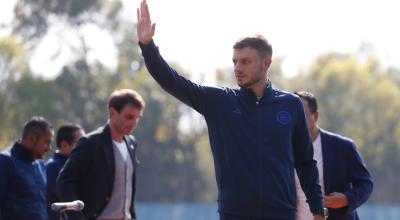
[237,72,265,89]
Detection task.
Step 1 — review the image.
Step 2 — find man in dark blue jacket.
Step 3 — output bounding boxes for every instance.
[294,91,373,220]
[136,1,326,219]
[46,124,84,220]
[0,116,54,220]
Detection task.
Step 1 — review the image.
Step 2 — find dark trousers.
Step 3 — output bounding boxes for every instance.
[220,213,262,220]
[220,213,291,220]
[220,213,245,220]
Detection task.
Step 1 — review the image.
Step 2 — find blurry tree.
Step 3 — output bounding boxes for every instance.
[0,37,27,82]
[0,37,60,148]
[387,67,400,86]
[12,0,122,45]
[51,60,113,129]
[7,0,127,131]
[0,36,29,147]
[269,57,286,89]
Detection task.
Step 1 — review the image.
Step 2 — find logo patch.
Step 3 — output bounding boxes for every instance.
[232,107,242,115]
[276,111,291,125]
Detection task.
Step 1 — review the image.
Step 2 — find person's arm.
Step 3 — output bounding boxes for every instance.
[46,162,57,219]
[325,142,373,212]
[292,98,324,215]
[0,154,12,199]
[56,138,92,220]
[46,162,59,202]
[0,154,13,219]
[136,0,209,114]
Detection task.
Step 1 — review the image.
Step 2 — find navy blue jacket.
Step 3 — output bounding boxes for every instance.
[320,129,373,220]
[57,125,138,220]
[0,142,48,220]
[140,41,323,219]
[46,153,68,220]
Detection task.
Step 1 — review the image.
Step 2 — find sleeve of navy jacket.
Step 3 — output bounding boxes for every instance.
[0,154,12,204]
[343,141,373,213]
[292,97,324,213]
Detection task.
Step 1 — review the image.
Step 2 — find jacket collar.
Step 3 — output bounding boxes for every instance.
[101,124,116,175]
[52,152,69,163]
[319,129,332,193]
[239,80,274,104]
[11,141,35,163]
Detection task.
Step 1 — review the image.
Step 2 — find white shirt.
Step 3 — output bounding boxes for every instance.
[295,133,324,220]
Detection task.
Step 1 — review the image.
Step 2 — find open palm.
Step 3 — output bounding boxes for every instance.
[137,0,156,45]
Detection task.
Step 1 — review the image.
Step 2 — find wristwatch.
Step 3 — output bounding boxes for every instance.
[313,208,329,218]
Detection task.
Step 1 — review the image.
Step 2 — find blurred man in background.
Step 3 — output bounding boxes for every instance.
[294,91,373,220]
[57,89,145,220]
[0,116,54,220]
[46,124,85,220]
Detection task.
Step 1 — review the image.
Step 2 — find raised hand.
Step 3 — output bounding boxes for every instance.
[137,0,156,45]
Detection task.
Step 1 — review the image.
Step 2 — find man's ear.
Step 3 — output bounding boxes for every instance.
[109,107,117,118]
[22,133,38,150]
[59,140,69,150]
[28,133,38,143]
[313,111,319,123]
[263,57,272,70]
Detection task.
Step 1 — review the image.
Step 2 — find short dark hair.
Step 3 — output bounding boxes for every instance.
[56,124,83,148]
[294,91,318,113]
[22,116,53,140]
[233,35,273,58]
[108,89,145,113]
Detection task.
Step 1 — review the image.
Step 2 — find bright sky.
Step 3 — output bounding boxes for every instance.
[1,0,400,79]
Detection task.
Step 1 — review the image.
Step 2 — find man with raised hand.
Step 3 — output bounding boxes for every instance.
[294,91,373,220]
[136,1,326,219]
[46,124,85,220]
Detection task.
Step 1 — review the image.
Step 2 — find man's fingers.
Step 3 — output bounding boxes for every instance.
[140,0,144,18]
[152,23,156,34]
[324,196,333,205]
[136,0,156,44]
[143,0,152,23]
[137,0,152,26]
[139,0,151,22]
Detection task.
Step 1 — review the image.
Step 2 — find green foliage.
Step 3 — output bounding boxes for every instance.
[0,36,30,147]
[52,60,113,129]
[12,0,122,42]
[0,37,29,88]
